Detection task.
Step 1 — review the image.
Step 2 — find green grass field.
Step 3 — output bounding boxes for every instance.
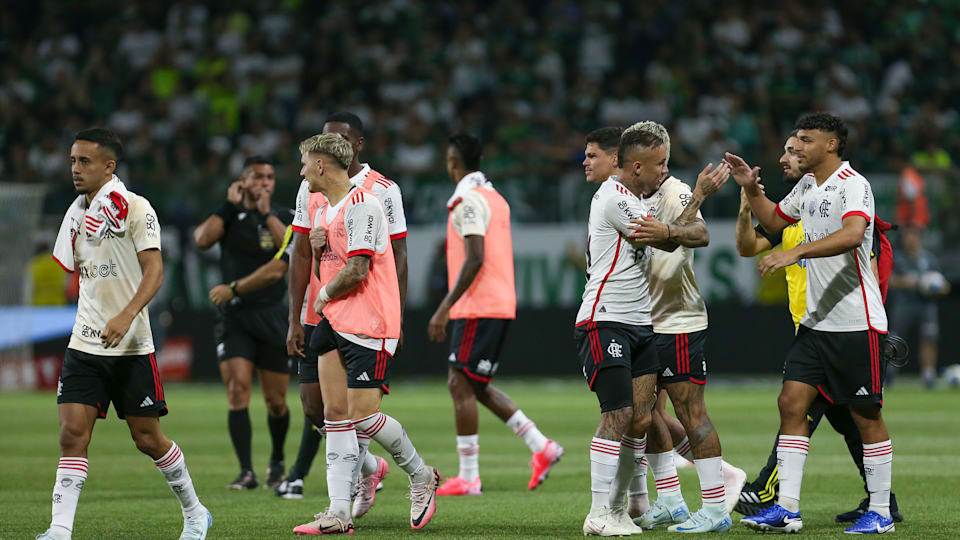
[2,378,958,539]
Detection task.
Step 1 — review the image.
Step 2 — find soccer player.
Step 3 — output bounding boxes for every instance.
[291,134,438,535]
[619,121,736,533]
[731,113,895,534]
[43,128,210,540]
[573,125,676,536]
[194,156,294,490]
[732,132,904,523]
[428,133,563,497]
[283,112,406,513]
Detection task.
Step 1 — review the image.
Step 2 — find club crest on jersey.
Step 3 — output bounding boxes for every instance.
[607,340,623,358]
[819,199,831,217]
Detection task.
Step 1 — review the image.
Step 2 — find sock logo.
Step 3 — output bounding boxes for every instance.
[53,494,62,504]
[61,478,73,488]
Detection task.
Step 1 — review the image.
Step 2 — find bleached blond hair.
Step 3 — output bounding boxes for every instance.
[622,120,671,161]
[299,133,353,170]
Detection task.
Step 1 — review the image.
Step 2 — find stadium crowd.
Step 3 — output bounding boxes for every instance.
[1,1,959,227]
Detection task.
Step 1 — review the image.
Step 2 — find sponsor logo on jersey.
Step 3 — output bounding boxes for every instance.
[78,259,120,279]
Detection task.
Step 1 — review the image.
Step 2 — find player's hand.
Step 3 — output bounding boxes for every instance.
[724,153,761,191]
[758,249,800,277]
[628,214,670,243]
[693,162,731,198]
[287,320,305,358]
[313,294,327,316]
[428,305,450,342]
[309,227,327,257]
[255,187,271,216]
[101,312,134,349]
[227,181,243,205]
[209,284,234,306]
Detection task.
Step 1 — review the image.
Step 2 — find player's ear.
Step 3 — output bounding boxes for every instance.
[827,137,837,154]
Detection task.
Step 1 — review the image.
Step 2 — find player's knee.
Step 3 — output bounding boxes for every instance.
[323,402,349,421]
[777,392,807,420]
[58,424,90,454]
[130,429,163,456]
[629,411,652,437]
[226,379,252,407]
[446,369,473,398]
[265,395,288,417]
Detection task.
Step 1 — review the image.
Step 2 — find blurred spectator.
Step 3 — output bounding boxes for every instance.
[895,160,930,228]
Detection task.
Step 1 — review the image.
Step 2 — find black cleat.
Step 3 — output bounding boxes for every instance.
[835,493,903,523]
[733,482,777,516]
[227,469,259,490]
[265,460,285,489]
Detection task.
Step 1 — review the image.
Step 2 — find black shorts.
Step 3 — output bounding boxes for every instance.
[784,325,886,405]
[574,321,659,391]
[654,330,708,385]
[300,318,391,393]
[215,304,292,374]
[448,318,511,383]
[57,348,168,419]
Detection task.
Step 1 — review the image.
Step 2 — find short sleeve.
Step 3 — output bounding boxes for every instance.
[453,192,489,237]
[755,223,783,247]
[276,206,295,226]
[130,198,162,253]
[292,180,311,233]
[344,198,385,257]
[776,180,804,223]
[604,193,644,237]
[380,182,408,239]
[839,178,874,224]
[661,181,701,223]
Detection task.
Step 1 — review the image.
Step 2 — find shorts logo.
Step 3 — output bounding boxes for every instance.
[855,386,869,396]
[57,378,63,397]
[662,367,674,377]
[448,352,457,362]
[140,396,154,407]
[476,359,495,375]
[702,360,707,375]
[216,342,225,359]
[356,372,371,382]
[607,340,623,358]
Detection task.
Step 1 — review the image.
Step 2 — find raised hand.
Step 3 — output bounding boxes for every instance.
[724,152,761,189]
[227,181,243,205]
[694,161,731,198]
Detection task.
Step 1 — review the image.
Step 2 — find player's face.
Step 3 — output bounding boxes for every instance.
[300,153,324,193]
[445,146,459,182]
[778,136,803,183]
[794,129,837,173]
[246,163,276,198]
[621,144,668,194]
[70,140,115,194]
[322,122,363,162]
[583,142,617,184]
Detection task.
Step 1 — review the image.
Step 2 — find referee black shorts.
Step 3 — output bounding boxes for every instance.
[215,304,292,374]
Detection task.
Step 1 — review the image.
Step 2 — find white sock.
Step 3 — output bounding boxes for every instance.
[863,440,893,518]
[154,442,203,517]
[674,436,692,460]
[628,455,649,510]
[610,435,644,509]
[506,410,548,453]
[590,437,620,512]
[456,434,480,482]
[648,451,681,497]
[694,456,725,513]
[354,432,372,490]
[359,436,378,476]
[776,435,809,513]
[355,411,429,483]
[50,457,88,535]
[325,420,358,519]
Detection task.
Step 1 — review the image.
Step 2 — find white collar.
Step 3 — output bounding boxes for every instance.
[349,163,372,186]
[446,171,490,209]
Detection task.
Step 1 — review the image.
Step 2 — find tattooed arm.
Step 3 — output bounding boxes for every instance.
[313,255,370,314]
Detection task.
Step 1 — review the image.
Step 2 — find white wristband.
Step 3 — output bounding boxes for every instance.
[318,285,330,303]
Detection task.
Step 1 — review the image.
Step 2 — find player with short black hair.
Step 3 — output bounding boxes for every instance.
[194,154,295,490]
[428,132,563,498]
[42,129,210,540]
[583,127,623,184]
[730,113,896,535]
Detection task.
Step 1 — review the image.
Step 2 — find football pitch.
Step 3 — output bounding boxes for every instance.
[2,378,958,539]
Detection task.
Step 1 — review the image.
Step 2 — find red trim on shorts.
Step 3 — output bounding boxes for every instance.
[292,225,311,234]
[817,384,834,405]
[588,237,621,322]
[380,384,390,395]
[854,254,887,334]
[462,366,492,383]
[149,353,163,401]
[690,377,706,385]
[389,231,408,240]
[776,204,799,224]
[347,249,375,258]
[52,254,74,273]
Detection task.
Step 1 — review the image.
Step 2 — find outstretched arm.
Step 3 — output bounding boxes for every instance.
[735,187,774,256]
[758,215,867,277]
[725,152,791,235]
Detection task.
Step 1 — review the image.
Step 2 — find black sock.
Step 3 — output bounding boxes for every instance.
[288,415,323,481]
[228,408,253,471]
[267,410,290,464]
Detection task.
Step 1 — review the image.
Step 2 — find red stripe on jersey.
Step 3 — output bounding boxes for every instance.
[292,225,311,234]
[52,254,74,273]
[389,231,408,240]
[588,237,621,322]
[842,211,871,223]
[776,204,799,224]
[346,249,375,258]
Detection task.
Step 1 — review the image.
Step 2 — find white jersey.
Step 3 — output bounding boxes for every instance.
[639,176,709,334]
[776,161,887,332]
[576,178,653,326]
[69,193,161,355]
[293,163,407,239]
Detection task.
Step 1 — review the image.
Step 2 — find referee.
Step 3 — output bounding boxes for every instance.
[194,156,295,490]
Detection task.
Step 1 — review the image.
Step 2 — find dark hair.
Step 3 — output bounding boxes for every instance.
[242,155,274,169]
[324,111,364,135]
[617,128,665,168]
[448,132,483,170]
[585,127,623,152]
[794,113,847,158]
[787,128,799,139]
[75,128,123,161]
